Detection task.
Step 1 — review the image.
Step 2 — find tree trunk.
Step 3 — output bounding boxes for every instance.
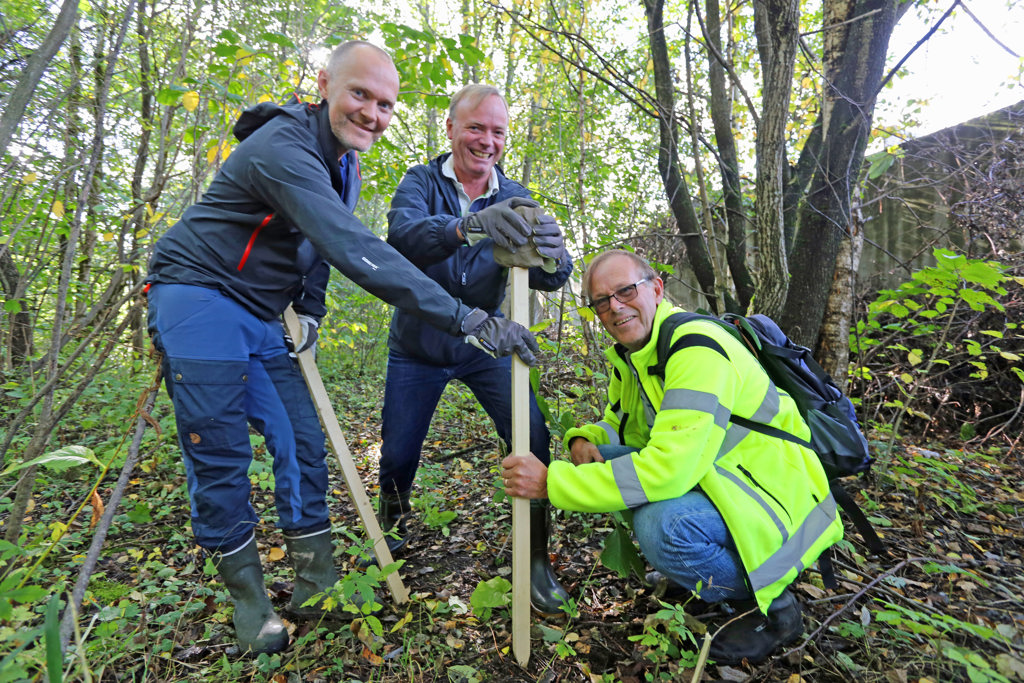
[0,0,79,160]
[781,0,902,348]
[817,214,864,390]
[705,0,754,312]
[643,0,718,312]
[752,0,800,318]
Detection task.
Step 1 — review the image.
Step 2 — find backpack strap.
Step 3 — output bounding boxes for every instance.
[830,482,887,556]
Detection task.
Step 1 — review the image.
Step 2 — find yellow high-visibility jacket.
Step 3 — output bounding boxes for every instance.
[553,301,843,613]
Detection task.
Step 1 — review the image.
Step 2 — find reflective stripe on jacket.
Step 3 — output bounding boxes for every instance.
[553,301,843,612]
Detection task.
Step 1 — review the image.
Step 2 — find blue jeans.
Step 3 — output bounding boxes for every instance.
[599,445,752,603]
[148,284,330,551]
[378,350,551,493]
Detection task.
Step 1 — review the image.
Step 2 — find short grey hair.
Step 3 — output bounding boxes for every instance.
[448,84,507,122]
[581,250,658,303]
[325,40,393,77]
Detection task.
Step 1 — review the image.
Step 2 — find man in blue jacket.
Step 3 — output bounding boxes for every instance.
[374,84,573,615]
[145,43,539,655]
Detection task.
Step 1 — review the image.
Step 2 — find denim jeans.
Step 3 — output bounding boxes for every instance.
[598,445,752,603]
[378,349,551,493]
[148,284,330,551]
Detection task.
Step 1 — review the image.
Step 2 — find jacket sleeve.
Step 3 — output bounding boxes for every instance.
[548,327,740,513]
[246,127,472,337]
[292,259,329,322]
[528,251,574,292]
[387,166,465,268]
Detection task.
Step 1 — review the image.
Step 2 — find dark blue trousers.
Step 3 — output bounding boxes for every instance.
[147,284,329,551]
[378,349,551,494]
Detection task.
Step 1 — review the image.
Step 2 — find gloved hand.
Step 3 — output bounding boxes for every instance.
[461,308,540,366]
[529,212,566,262]
[294,314,319,354]
[462,197,539,251]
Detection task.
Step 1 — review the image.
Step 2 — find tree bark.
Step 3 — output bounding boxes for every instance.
[781,0,903,347]
[643,0,718,312]
[0,0,79,160]
[704,0,754,312]
[753,0,800,318]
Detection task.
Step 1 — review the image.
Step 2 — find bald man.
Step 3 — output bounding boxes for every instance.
[145,42,539,655]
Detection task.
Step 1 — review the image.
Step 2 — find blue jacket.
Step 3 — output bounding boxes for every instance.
[386,153,573,364]
[146,100,473,336]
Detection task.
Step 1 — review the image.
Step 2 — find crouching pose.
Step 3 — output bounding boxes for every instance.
[502,250,842,664]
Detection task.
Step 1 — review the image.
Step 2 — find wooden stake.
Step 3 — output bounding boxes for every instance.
[283,306,408,605]
[509,267,531,667]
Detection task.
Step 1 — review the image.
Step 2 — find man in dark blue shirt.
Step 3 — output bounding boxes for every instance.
[375,84,573,615]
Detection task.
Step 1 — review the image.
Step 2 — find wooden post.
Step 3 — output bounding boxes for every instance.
[283,306,408,605]
[509,267,531,667]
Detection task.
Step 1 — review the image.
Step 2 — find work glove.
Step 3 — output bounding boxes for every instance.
[461,308,540,367]
[284,314,319,360]
[529,212,566,262]
[462,197,539,252]
[294,314,319,354]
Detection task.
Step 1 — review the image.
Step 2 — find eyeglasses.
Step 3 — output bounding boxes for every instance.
[587,278,650,314]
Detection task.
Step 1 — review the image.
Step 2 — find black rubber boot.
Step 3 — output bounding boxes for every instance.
[379,490,412,554]
[356,490,411,570]
[529,500,571,616]
[213,537,289,655]
[707,588,803,665]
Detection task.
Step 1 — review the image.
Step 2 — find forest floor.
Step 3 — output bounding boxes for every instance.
[21,370,1024,682]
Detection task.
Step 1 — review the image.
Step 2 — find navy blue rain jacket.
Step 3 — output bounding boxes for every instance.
[386,153,573,364]
[146,99,471,336]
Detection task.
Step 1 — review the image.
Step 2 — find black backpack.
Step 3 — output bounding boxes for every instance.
[649,312,886,580]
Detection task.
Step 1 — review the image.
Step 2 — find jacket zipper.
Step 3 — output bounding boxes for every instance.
[237,212,275,271]
[737,464,791,522]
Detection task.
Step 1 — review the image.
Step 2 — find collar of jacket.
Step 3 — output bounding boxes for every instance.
[313,100,360,195]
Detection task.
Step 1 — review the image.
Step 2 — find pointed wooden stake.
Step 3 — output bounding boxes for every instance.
[509,267,531,667]
[283,306,408,605]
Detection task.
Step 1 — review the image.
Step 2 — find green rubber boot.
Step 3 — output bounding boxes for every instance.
[284,528,380,619]
[213,537,289,655]
[283,528,343,618]
[530,500,571,616]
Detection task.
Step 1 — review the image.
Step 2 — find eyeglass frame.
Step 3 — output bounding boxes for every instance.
[586,277,651,314]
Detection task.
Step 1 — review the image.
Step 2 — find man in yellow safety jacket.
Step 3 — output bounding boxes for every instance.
[502,249,843,665]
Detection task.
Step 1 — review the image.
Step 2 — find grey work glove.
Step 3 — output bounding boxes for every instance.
[461,308,540,366]
[462,197,539,251]
[294,314,319,354]
[530,212,566,261]
[492,206,565,273]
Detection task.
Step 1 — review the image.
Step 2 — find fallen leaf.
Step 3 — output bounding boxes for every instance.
[89,491,105,529]
[267,546,285,562]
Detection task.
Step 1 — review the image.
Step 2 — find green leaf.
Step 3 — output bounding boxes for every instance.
[599,523,645,579]
[3,299,23,313]
[469,576,511,621]
[45,593,62,683]
[1,445,101,476]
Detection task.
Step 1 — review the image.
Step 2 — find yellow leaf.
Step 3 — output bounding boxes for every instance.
[900,373,913,384]
[135,229,148,239]
[801,77,813,89]
[258,94,273,103]
[235,48,254,66]
[390,611,413,633]
[51,200,65,218]
[102,232,115,241]
[267,546,285,562]
[787,674,805,683]
[182,90,199,112]
[283,59,295,68]
[907,349,923,365]
[23,172,37,184]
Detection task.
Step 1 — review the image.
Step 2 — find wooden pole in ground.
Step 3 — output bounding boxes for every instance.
[283,306,409,605]
[509,267,531,667]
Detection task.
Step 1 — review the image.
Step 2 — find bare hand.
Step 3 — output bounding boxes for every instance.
[569,438,604,466]
[501,453,548,499]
